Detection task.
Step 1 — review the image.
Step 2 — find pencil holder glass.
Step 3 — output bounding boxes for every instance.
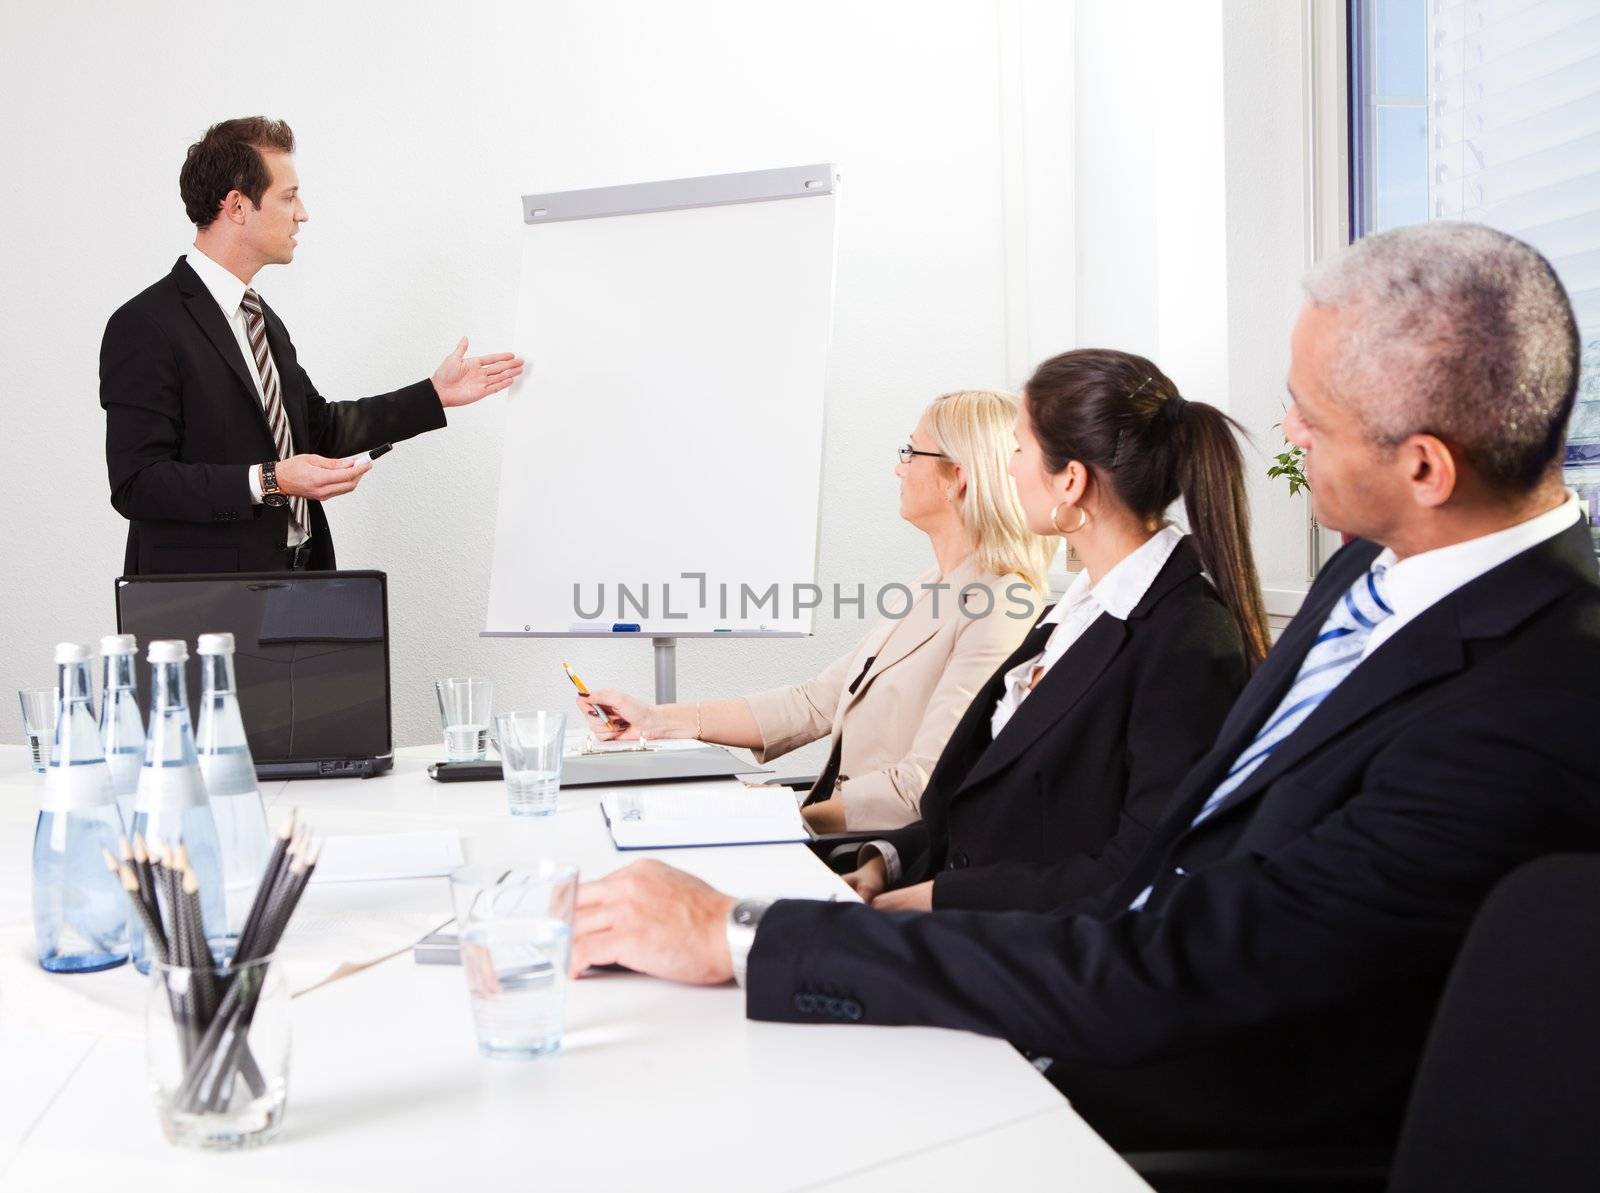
[146,954,290,1150]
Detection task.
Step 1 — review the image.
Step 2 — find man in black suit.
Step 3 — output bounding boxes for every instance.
[101,117,523,574]
[567,221,1600,1152]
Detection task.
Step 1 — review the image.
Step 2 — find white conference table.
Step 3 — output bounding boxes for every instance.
[0,744,1150,1192]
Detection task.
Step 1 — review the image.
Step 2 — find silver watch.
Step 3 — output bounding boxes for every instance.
[726,899,770,988]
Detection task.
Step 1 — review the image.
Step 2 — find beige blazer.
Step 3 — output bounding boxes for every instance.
[742,557,1041,830]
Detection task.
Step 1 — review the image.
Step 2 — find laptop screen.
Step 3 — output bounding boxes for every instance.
[115,571,391,765]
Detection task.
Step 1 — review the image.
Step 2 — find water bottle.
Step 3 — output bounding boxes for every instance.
[32,643,129,973]
[128,639,226,973]
[99,633,144,832]
[195,632,271,944]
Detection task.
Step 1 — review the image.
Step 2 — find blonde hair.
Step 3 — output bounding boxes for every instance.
[924,389,1057,592]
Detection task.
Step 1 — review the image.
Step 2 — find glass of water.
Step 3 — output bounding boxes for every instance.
[18,688,55,775]
[449,862,579,1059]
[435,677,492,761]
[495,710,566,816]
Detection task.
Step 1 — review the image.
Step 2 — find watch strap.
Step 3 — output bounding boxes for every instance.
[726,899,770,988]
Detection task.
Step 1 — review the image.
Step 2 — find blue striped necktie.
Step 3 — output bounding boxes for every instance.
[1188,563,1394,826]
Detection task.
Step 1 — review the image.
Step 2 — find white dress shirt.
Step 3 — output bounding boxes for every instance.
[990,524,1185,738]
[1360,490,1581,662]
[184,248,306,546]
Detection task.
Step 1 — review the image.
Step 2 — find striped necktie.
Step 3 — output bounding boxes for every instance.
[239,289,308,537]
[1189,562,1394,826]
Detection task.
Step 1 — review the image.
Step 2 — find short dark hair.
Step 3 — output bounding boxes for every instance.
[179,117,296,229]
[1026,349,1270,666]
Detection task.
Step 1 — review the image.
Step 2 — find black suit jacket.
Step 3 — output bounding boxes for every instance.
[747,518,1600,1151]
[878,536,1250,911]
[100,257,448,574]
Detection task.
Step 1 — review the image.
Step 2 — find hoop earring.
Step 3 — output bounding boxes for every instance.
[1050,501,1089,535]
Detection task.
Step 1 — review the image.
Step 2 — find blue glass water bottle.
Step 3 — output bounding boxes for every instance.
[128,639,227,973]
[195,632,271,944]
[32,642,129,973]
[99,633,144,832]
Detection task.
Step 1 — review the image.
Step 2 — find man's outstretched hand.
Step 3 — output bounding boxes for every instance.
[570,859,738,985]
[432,336,525,408]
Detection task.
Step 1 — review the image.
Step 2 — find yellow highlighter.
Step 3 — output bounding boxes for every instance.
[563,661,617,732]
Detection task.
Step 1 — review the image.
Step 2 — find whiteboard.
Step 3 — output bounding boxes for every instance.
[484,170,837,635]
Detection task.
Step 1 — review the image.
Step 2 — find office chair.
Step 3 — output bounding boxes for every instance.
[1127,852,1600,1193]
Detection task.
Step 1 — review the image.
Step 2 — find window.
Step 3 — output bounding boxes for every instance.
[1349,0,1600,536]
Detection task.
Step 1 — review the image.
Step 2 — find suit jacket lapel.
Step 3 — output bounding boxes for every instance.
[172,258,275,444]
[841,560,982,715]
[1201,540,1381,768]
[1193,616,1467,826]
[952,537,1204,796]
[1189,520,1597,829]
[958,614,1127,792]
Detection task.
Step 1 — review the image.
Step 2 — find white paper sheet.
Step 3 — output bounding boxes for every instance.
[310,832,465,884]
[600,782,807,849]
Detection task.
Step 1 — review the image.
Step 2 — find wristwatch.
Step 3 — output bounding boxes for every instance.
[726,899,770,988]
[260,460,289,508]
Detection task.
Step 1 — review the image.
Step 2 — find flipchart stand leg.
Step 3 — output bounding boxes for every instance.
[653,638,677,705]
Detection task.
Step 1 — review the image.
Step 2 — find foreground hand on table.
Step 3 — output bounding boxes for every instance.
[872,880,933,912]
[571,859,738,983]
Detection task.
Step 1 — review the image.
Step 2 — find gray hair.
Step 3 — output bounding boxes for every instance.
[1302,222,1578,491]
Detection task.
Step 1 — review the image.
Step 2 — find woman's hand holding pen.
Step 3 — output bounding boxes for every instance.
[577,689,651,740]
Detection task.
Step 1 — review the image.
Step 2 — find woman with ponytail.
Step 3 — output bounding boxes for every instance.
[844,349,1269,913]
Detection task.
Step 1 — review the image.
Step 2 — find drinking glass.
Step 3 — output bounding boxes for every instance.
[18,688,55,775]
[435,677,493,761]
[146,954,289,1150]
[495,710,566,816]
[449,862,579,1058]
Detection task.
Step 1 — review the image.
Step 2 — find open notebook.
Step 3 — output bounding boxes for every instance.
[600,781,810,850]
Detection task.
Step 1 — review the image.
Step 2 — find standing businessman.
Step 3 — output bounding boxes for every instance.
[101,117,523,574]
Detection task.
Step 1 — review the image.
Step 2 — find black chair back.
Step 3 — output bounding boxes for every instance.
[1387,853,1600,1192]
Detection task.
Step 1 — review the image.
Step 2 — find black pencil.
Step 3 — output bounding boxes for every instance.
[132,832,158,923]
[102,848,166,965]
[233,819,300,967]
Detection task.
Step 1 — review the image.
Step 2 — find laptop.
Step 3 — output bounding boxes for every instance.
[115,570,393,780]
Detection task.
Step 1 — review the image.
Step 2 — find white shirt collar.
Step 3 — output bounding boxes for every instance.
[1363,491,1582,654]
[1044,523,1186,626]
[185,246,252,320]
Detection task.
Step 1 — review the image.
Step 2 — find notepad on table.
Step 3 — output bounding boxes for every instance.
[600,782,809,849]
[310,831,465,883]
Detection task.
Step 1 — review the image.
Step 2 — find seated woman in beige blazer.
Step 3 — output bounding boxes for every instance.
[577,389,1056,832]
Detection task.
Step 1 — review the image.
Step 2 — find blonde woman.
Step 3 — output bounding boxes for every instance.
[579,390,1057,832]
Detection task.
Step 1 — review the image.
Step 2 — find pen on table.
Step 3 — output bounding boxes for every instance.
[563,661,617,732]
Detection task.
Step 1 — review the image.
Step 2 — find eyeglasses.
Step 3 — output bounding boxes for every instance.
[898,444,950,464]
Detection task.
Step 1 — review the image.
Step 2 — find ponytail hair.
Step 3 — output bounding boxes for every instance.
[1025,349,1271,666]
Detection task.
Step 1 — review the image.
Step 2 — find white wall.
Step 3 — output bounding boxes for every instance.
[0,0,1073,764]
[1073,0,1314,591]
